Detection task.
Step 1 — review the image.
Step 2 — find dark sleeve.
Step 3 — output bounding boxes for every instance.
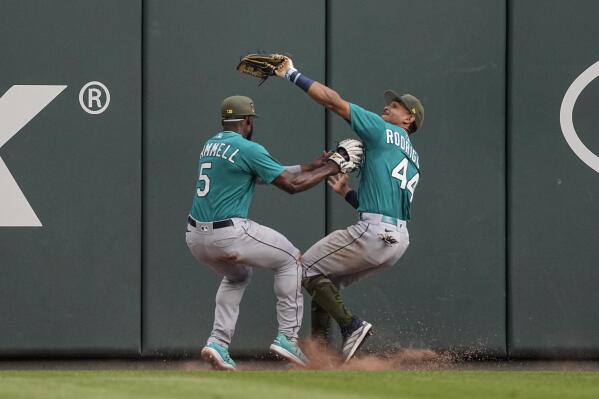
[344,190,359,209]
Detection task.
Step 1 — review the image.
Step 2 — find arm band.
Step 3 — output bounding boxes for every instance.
[344,190,359,209]
[284,67,315,92]
[284,165,302,174]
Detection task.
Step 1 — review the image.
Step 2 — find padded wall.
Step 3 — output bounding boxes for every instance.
[508,0,599,358]
[143,0,326,355]
[0,0,141,356]
[326,0,507,355]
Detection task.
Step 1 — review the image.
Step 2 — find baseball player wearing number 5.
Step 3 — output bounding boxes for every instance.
[186,95,341,370]
[274,58,424,362]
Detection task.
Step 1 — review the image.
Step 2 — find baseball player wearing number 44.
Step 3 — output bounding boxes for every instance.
[273,56,424,363]
[186,95,347,370]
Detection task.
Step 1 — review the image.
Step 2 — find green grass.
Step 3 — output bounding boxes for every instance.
[1,370,599,399]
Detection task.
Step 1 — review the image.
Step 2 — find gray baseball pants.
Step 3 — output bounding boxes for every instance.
[186,217,303,348]
[302,213,410,287]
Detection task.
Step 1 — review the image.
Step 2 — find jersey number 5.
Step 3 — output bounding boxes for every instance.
[196,162,212,197]
[391,158,419,202]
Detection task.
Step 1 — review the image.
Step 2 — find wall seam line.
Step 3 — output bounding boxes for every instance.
[140,0,145,358]
[505,0,512,361]
[324,0,331,235]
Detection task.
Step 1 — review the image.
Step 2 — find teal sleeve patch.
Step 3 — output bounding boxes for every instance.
[248,143,285,184]
[349,103,385,146]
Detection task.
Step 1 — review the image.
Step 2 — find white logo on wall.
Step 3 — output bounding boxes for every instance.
[0,85,67,226]
[560,61,599,174]
[79,81,110,115]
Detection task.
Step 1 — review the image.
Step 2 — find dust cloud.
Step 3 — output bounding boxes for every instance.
[299,338,457,371]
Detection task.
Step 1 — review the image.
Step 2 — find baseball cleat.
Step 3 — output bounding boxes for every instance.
[269,333,309,367]
[201,342,236,371]
[341,318,373,364]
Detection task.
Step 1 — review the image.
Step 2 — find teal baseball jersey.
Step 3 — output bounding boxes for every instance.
[349,103,421,221]
[190,131,285,221]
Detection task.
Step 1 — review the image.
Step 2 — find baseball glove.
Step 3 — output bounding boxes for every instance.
[328,138,364,174]
[237,53,290,84]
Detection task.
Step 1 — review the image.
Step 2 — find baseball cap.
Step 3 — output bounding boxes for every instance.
[221,95,258,120]
[384,90,424,131]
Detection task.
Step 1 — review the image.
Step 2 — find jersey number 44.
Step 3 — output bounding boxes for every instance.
[391,158,419,202]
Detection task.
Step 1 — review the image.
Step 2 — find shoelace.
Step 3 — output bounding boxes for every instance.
[215,346,233,363]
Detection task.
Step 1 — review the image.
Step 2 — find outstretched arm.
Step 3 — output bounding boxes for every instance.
[298,150,334,172]
[306,82,350,121]
[257,151,334,185]
[275,151,332,177]
[276,58,350,121]
[273,161,339,194]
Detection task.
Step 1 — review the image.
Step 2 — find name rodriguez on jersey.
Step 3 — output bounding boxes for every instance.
[385,128,420,168]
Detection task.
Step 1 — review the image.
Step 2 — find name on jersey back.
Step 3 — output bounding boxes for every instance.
[199,142,239,164]
[385,129,420,168]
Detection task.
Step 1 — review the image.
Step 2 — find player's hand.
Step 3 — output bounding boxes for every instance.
[327,173,352,197]
[304,150,334,171]
[275,55,295,77]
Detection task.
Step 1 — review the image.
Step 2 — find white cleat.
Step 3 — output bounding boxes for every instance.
[341,319,373,364]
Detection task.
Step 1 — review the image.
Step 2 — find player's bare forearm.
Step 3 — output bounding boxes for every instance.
[273,162,339,194]
[307,82,351,121]
[301,151,334,172]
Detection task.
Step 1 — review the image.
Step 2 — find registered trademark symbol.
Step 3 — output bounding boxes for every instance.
[79,81,110,115]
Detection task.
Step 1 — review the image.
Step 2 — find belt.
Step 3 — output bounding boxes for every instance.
[360,212,405,227]
[188,216,234,229]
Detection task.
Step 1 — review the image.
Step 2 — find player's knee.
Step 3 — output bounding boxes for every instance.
[302,274,321,294]
[224,268,252,285]
[302,275,335,296]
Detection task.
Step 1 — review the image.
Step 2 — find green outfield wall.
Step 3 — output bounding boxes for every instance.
[508,0,599,358]
[326,0,506,355]
[0,0,598,359]
[0,0,142,356]
[142,0,327,355]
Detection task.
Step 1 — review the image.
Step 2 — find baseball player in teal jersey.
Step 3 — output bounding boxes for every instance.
[186,95,340,370]
[273,57,424,362]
